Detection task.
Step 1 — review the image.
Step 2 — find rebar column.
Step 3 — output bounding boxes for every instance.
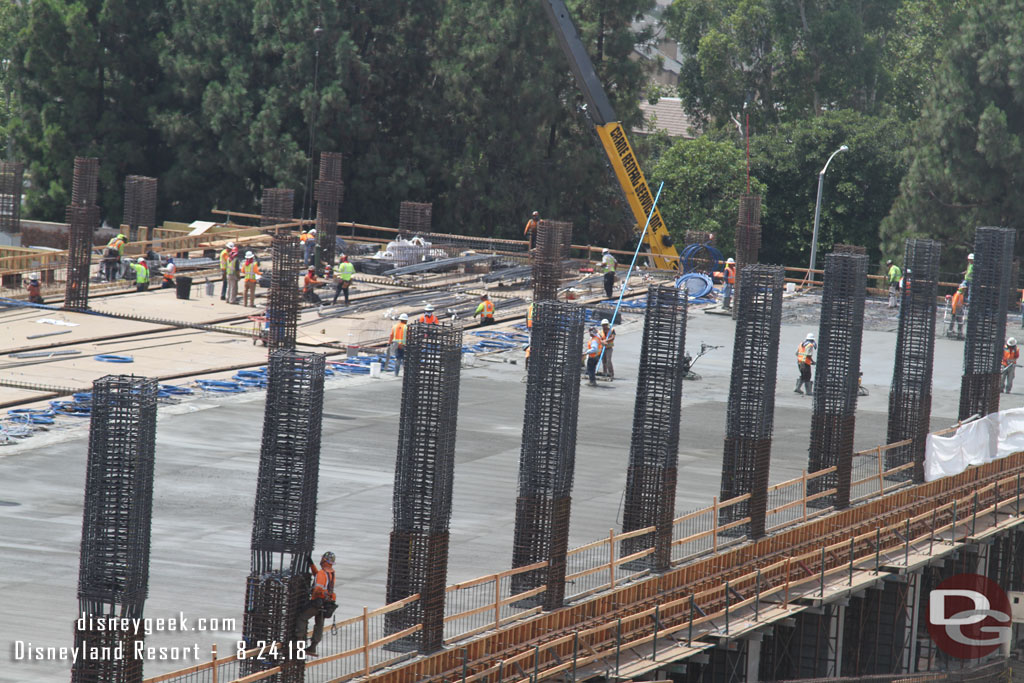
[719,264,783,538]
[122,175,157,243]
[399,201,432,233]
[806,253,867,509]
[266,235,302,350]
[732,194,762,319]
[64,157,100,310]
[960,227,1016,421]
[621,285,687,569]
[833,244,866,255]
[887,239,941,482]
[242,350,325,682]
[0,161,24,235]
[511,301,585,609]
[262,188,296,229]
[532,220,572,302]
[384,323,462,653]
[314,152,344,268]
[72,375,158,683]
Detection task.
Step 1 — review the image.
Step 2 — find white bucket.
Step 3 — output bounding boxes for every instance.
[369,361,382,378]
[786,282,796,294]
[462,353,476,367]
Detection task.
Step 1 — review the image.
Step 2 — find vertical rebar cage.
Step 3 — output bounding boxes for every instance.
[64,157,101,310]
[399,201,432,233]
[532,220,572,302]
[807,253,868,508]
[887,239,941,481]
[960,227,1016,420]
[621,285,687,569]
[267,235,302,350]
[732,194,762,319]
[73,375,158,683]
[71,156,99,207]
[719,264,784,538]
[0,160,24,235]
[262,188,296,228]
[315,152,344,267]
[384,323,463,653]
[511,301,585,609]
[123,175,157,242]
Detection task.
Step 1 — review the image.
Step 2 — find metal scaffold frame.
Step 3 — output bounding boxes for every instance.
[720,264,784,538]
[315,152,344,267]
[808,253,868,508]
[621,285,687,569]
[267,235,302,350]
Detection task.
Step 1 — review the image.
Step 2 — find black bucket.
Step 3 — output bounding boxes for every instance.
[175,275,193,300]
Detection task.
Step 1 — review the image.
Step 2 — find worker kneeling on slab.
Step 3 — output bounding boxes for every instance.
[293,551,337,656]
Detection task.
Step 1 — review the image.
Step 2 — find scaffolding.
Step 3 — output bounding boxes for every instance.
[511,301,585,608]
[315,152,344,267]
[122,175,157,242]
[621,285,687,569]
[266,235,302,350]
[384,323,462,653]
[532,220,572,302]
[64,157,100,310]
[72,375,158,683]
[887,239,941,481]
[719,264,784,538]
[0,160,24,235]
[807,253,868,508]
[959,227,1016,421]
[262,188,296,228]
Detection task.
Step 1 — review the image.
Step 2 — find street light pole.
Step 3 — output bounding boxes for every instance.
[808,144,848,284]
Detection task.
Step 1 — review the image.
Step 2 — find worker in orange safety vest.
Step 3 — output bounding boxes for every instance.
[473,294,495,325]
[794,332,816,395]
[948,282,966,338]
[385,313,408,376]
[418,303,439,324]
[523,211,539,249]
[293,551,337,656]
[721,258,736,310]
[583,326,601,386]
[1002,338,1019,394]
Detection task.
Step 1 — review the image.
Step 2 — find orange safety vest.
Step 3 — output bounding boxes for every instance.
[390,321,407,346]
[1003,347,1019,368]
[797,340,815,365]
[241,259,260,281]
[481,300,494,318]
[311,566,335,601]
[587,335,601,359]
[725,264,735,285]
[419,313,439,324]
[526,303,534,329]
[951,291,965,314]
[524,218,538,236]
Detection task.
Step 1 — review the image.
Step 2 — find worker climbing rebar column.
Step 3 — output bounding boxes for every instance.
[314,152,344,269]
[887,239,941,482]
[959,227,1016,421]
[384,323,462,653]
[806,253,867,508]
[64,157,100,310]
[242,350,325,681]
[72,375,158,683]
[511,301,585,608]
[719,264,783,538]
[620,285,687,569]
[267,234,302,350]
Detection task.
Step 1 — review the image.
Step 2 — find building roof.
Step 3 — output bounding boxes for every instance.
[634,97,698,139]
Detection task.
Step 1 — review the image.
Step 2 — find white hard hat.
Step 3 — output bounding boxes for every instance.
[226,241,235,248]
[601,318,610,325]
[602,248,610,253]
[1009,338,1018,347]
[137,257,145,263]
[806,332,815,340]
[245,251,254,258]
[726,258,735,264]
[399,313,408,321]
[424,303,435,312]
[310,229,316,235]
[968,253,974,260]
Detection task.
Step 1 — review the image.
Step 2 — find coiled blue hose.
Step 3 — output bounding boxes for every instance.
[95,354,133,363]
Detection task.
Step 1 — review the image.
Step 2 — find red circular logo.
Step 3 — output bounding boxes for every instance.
[927,573,1011,659]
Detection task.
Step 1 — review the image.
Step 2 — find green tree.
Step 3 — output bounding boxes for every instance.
[649,135,766,257]
[880,0,1024,267]
[0,2,22,160]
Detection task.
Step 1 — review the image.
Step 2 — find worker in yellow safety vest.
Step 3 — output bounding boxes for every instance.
[104,233,126,281]
[332,255,356,305]
[386,313,409,376]
[129,257,150,293]
[219,241,235,300]
[794,332,816,395]
[722,258,736,310]
[598,318,616,379]
[241,251,260,307]
[293,551,337,656]
[599,248,617,299]
[225,246,240,304]
[473,294,495,325]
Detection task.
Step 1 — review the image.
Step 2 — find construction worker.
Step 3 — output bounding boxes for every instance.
[524,211,540,249]
[722,258,736,310]
[418,303,439,324]
[600,248,617,299]
[128,257,150,293]
[583,326,601,386]
[332,254,356,305]
[473,294,495,325]
[161,257,176,288]
[526,301,534,330]
[303,228,318,266]
[964,253,974,303]
[386,313,409,376]
[303,266,321,304]
[886,259,902,309]
[241,251,260,307]
[225,245,240,304]
[219,241,234,300]
[26,277,43,304]
[948,282,967,338]
[1002,338,1019,393]
[104,233,126,281]
[794,332,816,395]
[598,318,615,379]
[293,551,337,656]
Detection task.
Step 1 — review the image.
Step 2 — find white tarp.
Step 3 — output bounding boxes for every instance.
[925,408,1024,481]
[187,220,217,236]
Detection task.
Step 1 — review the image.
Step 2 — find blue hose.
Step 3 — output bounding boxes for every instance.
[95,354,133,363]
[680,243,724,274]
[675,273,715,299]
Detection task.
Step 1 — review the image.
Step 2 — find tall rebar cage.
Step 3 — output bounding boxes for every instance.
[733,195,762,320]
[262,188,296,228]
[807,253,868,509]
[64,204,99,310]
[399,201,432,233]
[621,285,687,569]
[267,235,302,350]
[833,244,866,255]
[0,161,24,235]
[241,571,308,683]
[72,375,158,683]
[960,227,1016,421]
[887,239,941,482]
[511,301,585,609]
[719,265,784,538]
[123,175,157,242]
[384,323,462,653]
[71,156,99,206]
[315,152,344,267]
[532,220,572,302]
